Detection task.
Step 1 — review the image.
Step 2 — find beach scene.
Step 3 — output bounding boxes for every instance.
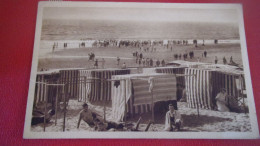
[30,6,251,133]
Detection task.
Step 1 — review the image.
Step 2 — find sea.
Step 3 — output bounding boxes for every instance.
[40,19,240,49]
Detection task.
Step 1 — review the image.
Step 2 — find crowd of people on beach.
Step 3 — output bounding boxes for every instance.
[50,38,221,53]
[173,51,197,60]
[133,51,166,67]
[214,56,239,66]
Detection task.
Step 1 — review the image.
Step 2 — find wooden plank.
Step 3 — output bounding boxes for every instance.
[36,76,40,104]
[40,75,44,102]
[43,84,47,132]
[185,68,190,108]
[207,70,212,109]
[195,69,200,108]
[55,85,58,126]
[63,86,66,132]
[201,70,206,109]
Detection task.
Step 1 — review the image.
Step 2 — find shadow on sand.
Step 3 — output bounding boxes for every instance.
[182,114,233,128]
[128,111,232,129]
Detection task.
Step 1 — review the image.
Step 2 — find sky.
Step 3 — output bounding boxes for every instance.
[43,7,238,23]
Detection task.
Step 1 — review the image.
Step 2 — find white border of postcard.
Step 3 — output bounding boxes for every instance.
[23,1,259,139]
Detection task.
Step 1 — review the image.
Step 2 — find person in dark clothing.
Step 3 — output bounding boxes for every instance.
[94,59,98,69]
[161,59,165,67]
[223,57,227,64]
[150,58,153,67]
[156,59,160,67]
[215,56,218,64]
[179,54,182,59]
[139,53,143,59]
[204,51,207,57]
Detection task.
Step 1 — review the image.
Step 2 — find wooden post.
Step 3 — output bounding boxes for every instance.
[134,117,142,131]
[84,76,87,102]
[43,84,48,132]
[124,79,127,126]
[55,86,58,126]
[240,75,246,114]
[197,101,200,118]
[195,75,200,118]
[103,80,106,122]
[151,79,155,123]
[145,120,152,132]
[151,90,154,122]
[62,85,66,132]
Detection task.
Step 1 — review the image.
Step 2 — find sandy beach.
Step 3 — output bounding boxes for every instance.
[31,99,251,132]
[37,43,243,71]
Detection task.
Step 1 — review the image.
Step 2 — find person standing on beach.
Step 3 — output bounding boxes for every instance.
[156,59,160,67]
[139,53,143,59]
[117,57,120,66]
[122,62,126,69]
[94,59,98,69]
[204,51,207,57]
[215,56,218,64]
[52,43,56,53]
[223,57,227,65]
[101,58,105,68]
[230,56,234,64]
[161,59,165,67]
[142,58,146,67]
[197,57,200,62]
[150,58,153,67]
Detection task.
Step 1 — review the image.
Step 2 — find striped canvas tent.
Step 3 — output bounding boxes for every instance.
[185,67,245,110]
[166,60,211,68]
[185,68,215,109]
[34,71,60,105]
[60,68,131,102]
[213,69,245,95]
[111,73,177,122]
[77,70,92,102]
[59,69,83,99]
[155,66,186,87]
[132,77,177,105]
[83,68,131,101]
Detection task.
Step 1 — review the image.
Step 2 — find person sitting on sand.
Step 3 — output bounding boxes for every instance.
[77,103,123,131]
[164,104,182,131]
[215,88,230,112]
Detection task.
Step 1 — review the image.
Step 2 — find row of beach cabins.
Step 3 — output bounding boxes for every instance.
[32,60,247,131]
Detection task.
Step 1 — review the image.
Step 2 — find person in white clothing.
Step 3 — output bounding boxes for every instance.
[215,88,230,112]
[164,104,182,131]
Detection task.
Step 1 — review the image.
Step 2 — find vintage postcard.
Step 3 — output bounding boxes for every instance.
[23,1,259,139]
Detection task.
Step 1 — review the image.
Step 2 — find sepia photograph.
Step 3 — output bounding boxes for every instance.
[23,1,259,139]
